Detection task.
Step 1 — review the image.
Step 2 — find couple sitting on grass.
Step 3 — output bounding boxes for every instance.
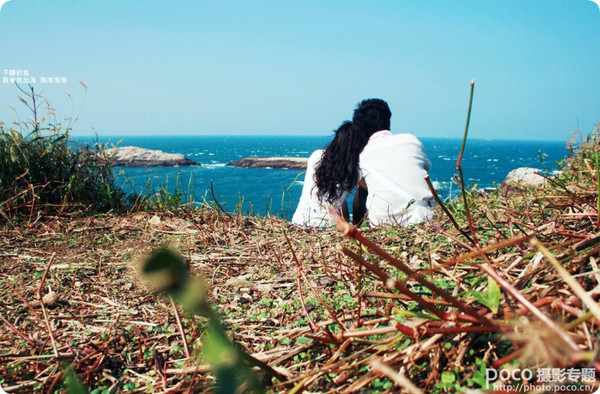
[292,98,435,229]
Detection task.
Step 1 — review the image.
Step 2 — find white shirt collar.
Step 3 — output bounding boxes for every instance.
[368,130,392,142]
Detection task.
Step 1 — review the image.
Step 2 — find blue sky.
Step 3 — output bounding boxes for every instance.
[0,0,598,140]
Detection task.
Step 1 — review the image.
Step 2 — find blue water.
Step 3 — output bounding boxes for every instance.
[77,135,569,218]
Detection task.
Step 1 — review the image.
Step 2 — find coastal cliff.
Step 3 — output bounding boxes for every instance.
[227,157,308,169]
[107,146,200,167]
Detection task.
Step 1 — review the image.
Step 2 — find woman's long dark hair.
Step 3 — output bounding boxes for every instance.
[314,121,370,204]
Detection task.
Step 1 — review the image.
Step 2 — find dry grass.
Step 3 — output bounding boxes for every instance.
[1,134,600,393]
[0,210,347,392]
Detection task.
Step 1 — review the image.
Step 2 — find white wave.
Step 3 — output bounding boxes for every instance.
[203,163,227,169]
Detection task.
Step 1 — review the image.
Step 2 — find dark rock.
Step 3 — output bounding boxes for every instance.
[227,157,308,169]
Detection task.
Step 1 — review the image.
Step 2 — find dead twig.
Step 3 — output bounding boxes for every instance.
[37,252,59,357]
[169,295,191,358]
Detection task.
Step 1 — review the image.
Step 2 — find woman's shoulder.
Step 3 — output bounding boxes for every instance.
[309,149,324,158]
[307,149,324,164]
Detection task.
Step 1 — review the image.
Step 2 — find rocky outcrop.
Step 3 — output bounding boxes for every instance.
[501,167,547,188]
[107,146,199,167]
[227,157,308,169]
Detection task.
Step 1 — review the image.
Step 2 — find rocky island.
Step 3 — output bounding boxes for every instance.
[227,157,308,169]
[107,146,200,167]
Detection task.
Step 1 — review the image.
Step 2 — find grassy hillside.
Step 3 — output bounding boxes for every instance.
[1,126,599,392]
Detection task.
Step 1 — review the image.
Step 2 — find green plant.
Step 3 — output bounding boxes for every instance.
[278,170,304,219]
[139,248,288,393]
[471,275,501,314]
[0,84,125,218]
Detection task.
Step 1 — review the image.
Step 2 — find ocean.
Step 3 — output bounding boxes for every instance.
[78,135,570,218]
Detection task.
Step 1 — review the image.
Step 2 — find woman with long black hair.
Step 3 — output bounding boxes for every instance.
[313,121,370,206]
[291,121,358,228]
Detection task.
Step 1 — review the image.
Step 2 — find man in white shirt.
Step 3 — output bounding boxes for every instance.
[352,99,434,226]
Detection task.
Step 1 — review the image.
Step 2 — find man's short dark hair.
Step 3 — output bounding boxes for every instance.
[352,98,391,136]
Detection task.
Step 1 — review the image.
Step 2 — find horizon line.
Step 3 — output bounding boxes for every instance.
[69,133,572,143]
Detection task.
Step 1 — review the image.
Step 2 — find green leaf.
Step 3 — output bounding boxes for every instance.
[472,275,501,313]
[296,336,312,345]
[472,290,488,308]
[202,326,262,393]
[139,248,189,292]
[441,371,455,384]
[63,366,88,394]
[486,275,501,314]
[392,308,441,321]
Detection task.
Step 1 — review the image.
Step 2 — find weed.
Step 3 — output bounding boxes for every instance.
[0,85,125,218]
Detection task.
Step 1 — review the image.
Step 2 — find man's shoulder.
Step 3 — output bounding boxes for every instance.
[363,132,421,151]
[391,132,421,142]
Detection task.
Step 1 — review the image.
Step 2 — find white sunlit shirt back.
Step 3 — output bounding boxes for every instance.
[359,130,434,226]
